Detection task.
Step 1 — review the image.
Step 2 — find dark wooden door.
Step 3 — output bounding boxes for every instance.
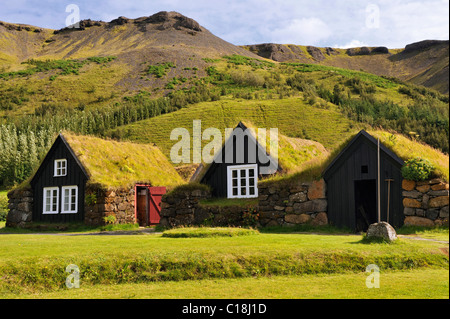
[136,187,148,226]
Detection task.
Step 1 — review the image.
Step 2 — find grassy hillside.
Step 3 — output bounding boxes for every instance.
[108,97,353,170]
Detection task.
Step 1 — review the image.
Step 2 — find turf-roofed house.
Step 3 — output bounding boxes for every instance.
[323,130,404,232]
[6,132,183,227]
[190,122,281,199]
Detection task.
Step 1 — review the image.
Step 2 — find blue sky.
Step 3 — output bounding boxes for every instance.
[1,0,449,48]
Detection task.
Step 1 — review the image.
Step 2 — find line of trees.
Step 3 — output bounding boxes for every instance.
[0,84,220,187]
[286,73,449,154]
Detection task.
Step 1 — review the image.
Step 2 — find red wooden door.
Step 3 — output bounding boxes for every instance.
[148,187,166,225]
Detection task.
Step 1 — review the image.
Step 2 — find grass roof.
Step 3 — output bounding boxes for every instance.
[63,132,183,189]
[263,129,449,185]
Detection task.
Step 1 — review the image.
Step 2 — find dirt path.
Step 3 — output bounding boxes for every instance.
[397,234,449,244]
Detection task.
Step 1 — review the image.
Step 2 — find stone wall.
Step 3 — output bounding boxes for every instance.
[159,179,328,228]
[6,188,33,227]
[159,187,213,227]
[402,179,449,227]
[258,178,328,227]
[84,186,136,226]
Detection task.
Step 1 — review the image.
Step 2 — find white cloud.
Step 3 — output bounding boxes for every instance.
[268,17,333,46]
[336,40,369,49]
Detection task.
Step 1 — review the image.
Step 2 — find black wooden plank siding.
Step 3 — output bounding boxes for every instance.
[31,135,88,223]
[201,126,279,198]
[323,130,404,231]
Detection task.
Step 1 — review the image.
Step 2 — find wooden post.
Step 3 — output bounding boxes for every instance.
[385,179,394,223]
[377,139,381,223]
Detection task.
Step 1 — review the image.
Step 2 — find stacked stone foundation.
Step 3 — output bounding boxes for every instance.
[402,179,449,227]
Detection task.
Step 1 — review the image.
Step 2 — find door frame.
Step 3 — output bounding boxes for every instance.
[135,184,150,226]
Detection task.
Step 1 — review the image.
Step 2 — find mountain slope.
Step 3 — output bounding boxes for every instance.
[242,40,449,94]
[0,11,260,115]
[0,12,258,64]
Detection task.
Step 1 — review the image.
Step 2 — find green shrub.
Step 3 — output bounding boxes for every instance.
[401,158,434,181]
[0,198,8,222]
[162,227,259,238]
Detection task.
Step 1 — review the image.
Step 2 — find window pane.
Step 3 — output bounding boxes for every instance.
[249,169,254,177]
[241,178,246,186]
[232,179,238,187]
[249,187,255,195]
[240,169,246,177]
[71,189,76,210]
[241,187,246,195]
[232,170,237,178]
[233,188,238,196]
[249,178,254,186]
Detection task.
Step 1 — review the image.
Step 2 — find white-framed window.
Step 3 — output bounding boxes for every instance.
[43,187,59,214]
[61,186,78,214]
[227,164,258,199]
[54,159,67,177]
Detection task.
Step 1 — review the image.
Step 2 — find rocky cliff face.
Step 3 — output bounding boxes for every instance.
[243,40,449,94]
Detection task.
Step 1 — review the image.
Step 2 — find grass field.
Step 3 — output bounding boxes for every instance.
[6,269,448,299]
[0,227,448,299]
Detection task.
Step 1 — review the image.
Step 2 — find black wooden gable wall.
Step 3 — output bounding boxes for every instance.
[30,134,89,223]
[200,122,280,197]
[323,130,404,230]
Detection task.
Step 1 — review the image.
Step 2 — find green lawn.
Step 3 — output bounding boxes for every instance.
[0,229,447,298]
[5,268,448,299]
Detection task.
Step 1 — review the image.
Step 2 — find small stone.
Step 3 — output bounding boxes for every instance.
[312,199,327,212]
[402,180,416,191]
[366,222,397,241]
[402,190,422,198]
[439,206,449,218]
[422,194,430,209]
[426,209,439,221]
[285,213,311,224]
[307,179,326,200]
[311,212,328,226]
[431,183,449,191]
[403,198,421,208]
[289,192,307,203]
[403,207,416,216]
[429,196,449,208]
[404,216,435,227]
[416,185,430,193]
[416,209,425,217]
[428,190,449,197]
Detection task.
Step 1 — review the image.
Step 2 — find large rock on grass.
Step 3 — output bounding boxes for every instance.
[366,222,397,241]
